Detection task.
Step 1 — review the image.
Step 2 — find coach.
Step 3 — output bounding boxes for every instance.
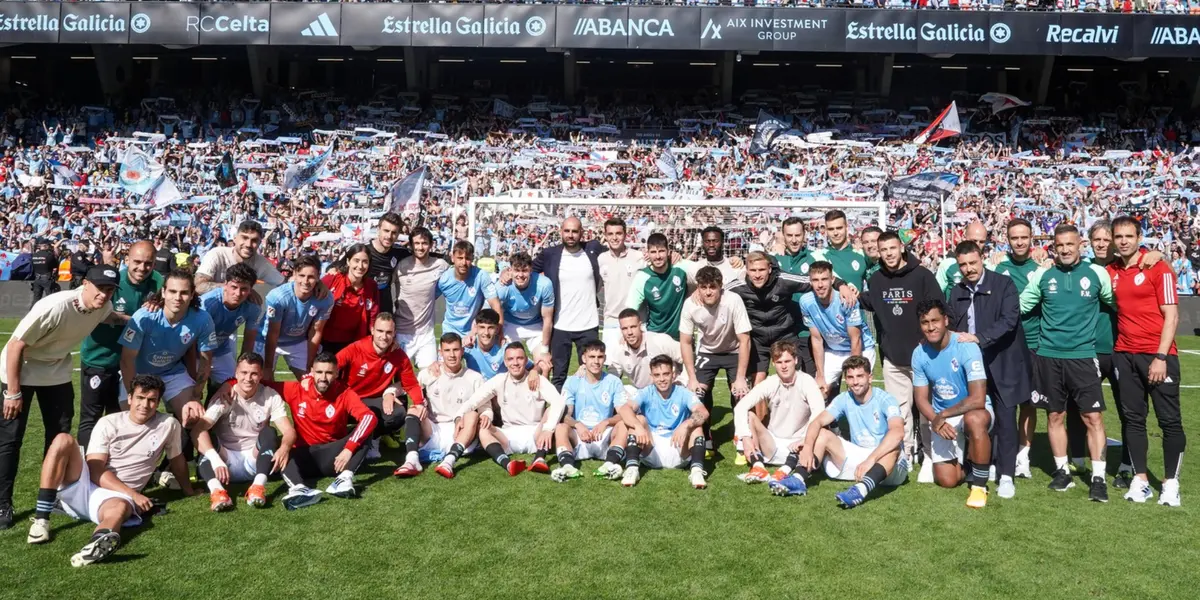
[0,266,118,530]
[947,241,1030,500]
[533,216,605,390]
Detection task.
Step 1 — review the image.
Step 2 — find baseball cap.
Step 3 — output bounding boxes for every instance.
[84,265,120,288]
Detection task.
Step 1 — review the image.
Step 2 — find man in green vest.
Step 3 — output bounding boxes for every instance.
[78,240,164,447]
[626,232,695,341]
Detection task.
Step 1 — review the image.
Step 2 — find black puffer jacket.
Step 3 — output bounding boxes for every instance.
[725,260,813,344]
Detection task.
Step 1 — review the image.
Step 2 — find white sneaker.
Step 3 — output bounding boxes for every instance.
[997,476,1016,499]
[325,475,356,498]
[70,531,120,567]
[621,465,640,487]
[550,464,580,483]
[27,517,50,544]
[1124,478,1154,503]
[689,467,708,489]
[365,439,381,461]
[156,470,181,490]
[1159,479,1181,507]
[1014,456,1032,479]
[917,459,934,484]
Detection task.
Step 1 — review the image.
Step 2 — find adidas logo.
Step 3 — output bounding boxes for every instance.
[1092,402,1101,408]
[301,13,338,37]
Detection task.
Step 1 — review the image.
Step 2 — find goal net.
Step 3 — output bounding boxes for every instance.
[467,195,889,261]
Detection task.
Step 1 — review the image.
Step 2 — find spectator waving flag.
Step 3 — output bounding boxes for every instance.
[215,151,238,190]
[282,138,336,191]
[494,99,517,119]
[656,149,682,181]
[119,148,164,195]
[979,93,1030,114]
[749,109,788,155]
[143,174,183,212]
[389,166,426,216]
[913,102,962,145]
[47,160,81,187]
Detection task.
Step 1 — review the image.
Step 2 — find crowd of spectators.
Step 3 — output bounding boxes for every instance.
[4,80,1200,296]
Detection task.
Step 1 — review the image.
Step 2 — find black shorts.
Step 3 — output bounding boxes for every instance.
[695,352,739,408]
[1035,355,1105,414]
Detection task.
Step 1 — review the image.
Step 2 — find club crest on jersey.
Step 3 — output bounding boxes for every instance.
[873,410,881,425]
[366,300,374,310]
[851,260,861,271]
[325,405,335,419]
[466,287,476,297]
[391,257,399,268]
[835,313,846,325]
[1134,273,1145,286]
[148,433,160,456]
[670,403,680,416]
[89,375,101,390]
[950,358,960,372]
[308,305,318,317]
[235,316,245,327]
[1080,277,1091,291]
[672,275,682,289]
[250,407,265,423]
[180,327,193,345]
[801,263,810,274]
[601,392,610,405]
[491,360,501,372]
[384,362,394,374]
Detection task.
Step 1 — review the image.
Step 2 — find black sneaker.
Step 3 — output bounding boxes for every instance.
[1112,471,1133,489]
[70,530,120,567]
[0,503,12,530]
[1048,469,1076,492]
[1089,477,1109,503]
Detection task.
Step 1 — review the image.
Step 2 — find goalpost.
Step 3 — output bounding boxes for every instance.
[467,196,889,260]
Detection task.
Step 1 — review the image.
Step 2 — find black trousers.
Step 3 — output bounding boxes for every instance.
[78,366,121,449]
[1113,353,1186,478]
[991,400,1021,478]
[695,352,739,441]
[549,327,599,390]
[280,434,369,486]
[0,382,74,505]
[358,396,407,438]
[30,276,57,305]
[197,427,280,483]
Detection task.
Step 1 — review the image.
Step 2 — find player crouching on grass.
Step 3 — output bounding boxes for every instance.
[733,340,826,484]
[552,340,631,483]
[616,355,710,489]
[27,375,198,567]
[911,298,994,509]
[769,357,908,508]
[454,342,565,477]
[194,352,297,512]
[408,334,486,479]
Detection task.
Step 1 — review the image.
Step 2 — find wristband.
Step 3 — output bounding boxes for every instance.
[3,391,21,400]
[203,449,225,467]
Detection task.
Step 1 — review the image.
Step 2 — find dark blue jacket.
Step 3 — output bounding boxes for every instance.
[532,240,604,326]
[948,270,1031,409]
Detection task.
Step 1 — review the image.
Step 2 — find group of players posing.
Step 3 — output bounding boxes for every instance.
[5,209,1185,567]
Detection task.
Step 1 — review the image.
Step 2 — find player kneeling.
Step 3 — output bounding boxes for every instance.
[769,357,908,508]
[616,355,710,489]
[27,375,197,566]
[194,352,298,511]
[552,340,630,482]
[407,334,486,479]
[456,342,565,477]
[733,340,826,484]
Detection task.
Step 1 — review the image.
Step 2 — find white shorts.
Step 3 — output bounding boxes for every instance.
[419,421,479,461]
[929,405,995,464]
[211,352,237,385]
[219,448,259,483]
[760,431,801,465]
[822,348,878,386]
[641,432,687,470]
[119,370,196,408]
[397,330,437,370]
[56,446,141,527]
[501,424,540,455]
[573,426,613,460]
[503,322,548,356]
[255,338,309,373]
[823,439,910,486]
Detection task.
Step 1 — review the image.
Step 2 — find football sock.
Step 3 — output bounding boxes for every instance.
[604,445,625,465]
[1092,460,1106,479]
[970,463,990,489]
[404,451,419,466]
[485,443,510,469]
[556,446,577,469]
[748,450,766,468]
[1017,445,1031,462]
[35,488,56,520]
[252,473,268,486]
[861,463,887,495]
[403,415,422,454]
[445,443,465,467]
[1053,455,1068,472]
[207,479,224,493]
[624,434,641,468]
[534,448,548,462]
[690,436,706,469]
[794,465,812,482]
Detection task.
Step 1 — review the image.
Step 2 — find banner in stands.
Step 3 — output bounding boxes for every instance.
[0,3,1191,58]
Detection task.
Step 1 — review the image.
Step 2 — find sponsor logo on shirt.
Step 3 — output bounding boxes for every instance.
[122,327,136,342]
[114,297,127,313]
[934,377,960,401]
[969,360,985,377]
[1047,278,1058,294]
[297,401,308,419]
[149,351,176,367]
[267,306,277,318]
